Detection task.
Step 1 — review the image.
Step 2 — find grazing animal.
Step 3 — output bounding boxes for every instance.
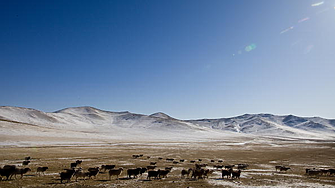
[181,168,193,178]
[25,157,31,161]
[231,170,241,179]
[70,163,78,168]
[140,168,147,176]
[76,160,82,165]
[108,168,123,180]
[321,169,329,176]
[159,169,170,178]
[225,165,234,169]
[210,160,215,163]
[165,167,173,171]
[127,168,141,179]
[158,157,163,160]
[101,165,115,172]
[279,167,290,172]
[198,159,202,162]
[0,165,17,180]
[147,156,151,159]
[203,169,214,178]
[329,169,335,176]
[237,164,249,170]
[60,169,75,183]
[180,159,185,162]
[147,165,157,170]
[22,161,30,166]
[37,167,48,176]
[222,169,232,179]
[166,158,174,162]
[132,155,140,159]
[214,165,224,169]
[147,170,160,180]
[307,170,321,176]
[192,169,205,179]
[12,168,31,179]
[190,160,196,163]
[275,165,282,172]
[218,160,223,163]
[173,161,179,164]
[150,162,157,165]
[87,167,99,179]
[74,169,89,181]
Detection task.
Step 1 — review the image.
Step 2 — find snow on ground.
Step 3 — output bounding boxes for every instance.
[0,106,334,146]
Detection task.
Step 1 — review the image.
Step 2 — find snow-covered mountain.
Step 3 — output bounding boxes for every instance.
[0,106,334,143]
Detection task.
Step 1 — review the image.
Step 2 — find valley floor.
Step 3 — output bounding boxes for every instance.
[0,141,335,187]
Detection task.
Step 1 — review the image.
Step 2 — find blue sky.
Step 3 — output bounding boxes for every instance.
[1,0,335,119]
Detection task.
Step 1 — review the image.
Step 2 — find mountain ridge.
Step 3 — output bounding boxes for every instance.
[0,106,334,140]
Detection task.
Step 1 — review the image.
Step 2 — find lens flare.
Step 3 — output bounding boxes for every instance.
[304,45,314,54]
[298,17,310,23]
[311,1,324,6]
[245,44,257,52]
[280,26,294,34]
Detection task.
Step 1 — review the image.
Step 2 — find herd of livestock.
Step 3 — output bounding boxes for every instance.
[0,155,334,184]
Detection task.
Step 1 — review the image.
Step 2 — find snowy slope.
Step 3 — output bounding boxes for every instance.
[0,106,335,142]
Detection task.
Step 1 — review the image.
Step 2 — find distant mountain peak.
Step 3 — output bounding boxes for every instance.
[149,112,172,119]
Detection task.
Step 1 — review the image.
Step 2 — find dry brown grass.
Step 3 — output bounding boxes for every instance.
[0,141,335,187]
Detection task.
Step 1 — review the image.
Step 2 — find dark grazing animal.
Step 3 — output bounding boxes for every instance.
[37,167,48,176]
[150,162,157,165]
[190,160,196,163]
[307,170,321,176]
[147,165,157,170]
[320,169,329,175]
[191,169,205,179]
[181,168,193,178]
[218,160,223,163]
[147,170,160,180]
[275,165,282,172]
[0,165,17,180]
[329,169,335,176]
[22,161,30,166]
[231,170,241,179]
[25,157,31,161]
[73,169,89,181]
[203,169,214,179]
[166,158,174,162]
[165,167,173,171]
[279,167,290,172]
[158,157,163,160]
[210,160,215,163]
[237,164,249,170]
[70,163,78,168]
[159,169,170,178]
[222,169,232,179]
[87,167,99,179]
[140,168,147,175]
[214,165,224,169]
[225,165,235,169]
[132,155,140,159]
[108,168,123,180]
[173,161,179,164]
[101,165,115,172]
[60,169,75,183]
[127,168,141,179]
[13,168,31,179]
[180,159,185,162]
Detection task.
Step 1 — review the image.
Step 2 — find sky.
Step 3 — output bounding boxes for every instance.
[1,0,335,120]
